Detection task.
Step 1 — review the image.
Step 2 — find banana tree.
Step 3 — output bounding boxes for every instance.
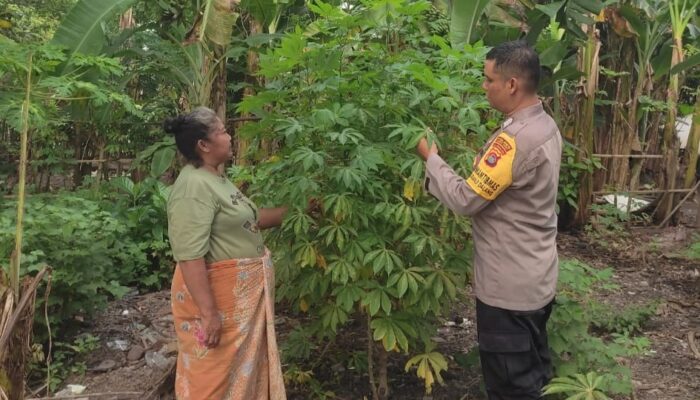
[657,0,699,224]
[574,21,601,225]
[50,0,142,185]
[615,2,669,191]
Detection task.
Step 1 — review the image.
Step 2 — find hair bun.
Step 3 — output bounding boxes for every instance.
[162,116,181,135]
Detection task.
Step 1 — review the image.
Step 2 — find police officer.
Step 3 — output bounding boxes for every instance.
[417,40,562,399]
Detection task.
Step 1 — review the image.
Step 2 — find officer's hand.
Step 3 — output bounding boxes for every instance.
[416,137,438,161]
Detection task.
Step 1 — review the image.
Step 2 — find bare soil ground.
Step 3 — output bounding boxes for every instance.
[42,225,699,400]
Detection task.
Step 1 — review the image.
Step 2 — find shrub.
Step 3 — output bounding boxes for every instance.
[0,195,147,339]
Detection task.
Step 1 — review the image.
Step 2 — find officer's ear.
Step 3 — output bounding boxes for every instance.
[507,76,518,95]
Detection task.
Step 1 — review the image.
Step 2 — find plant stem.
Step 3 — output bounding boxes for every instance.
[12,51,32,297]
[367,312,379,400]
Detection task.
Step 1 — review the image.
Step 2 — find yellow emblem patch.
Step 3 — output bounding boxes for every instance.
[466,132,516,200]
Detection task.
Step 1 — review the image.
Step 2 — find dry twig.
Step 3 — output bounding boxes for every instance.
[688,330,700,359]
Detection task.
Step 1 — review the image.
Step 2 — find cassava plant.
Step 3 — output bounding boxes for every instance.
[236,0,495,396]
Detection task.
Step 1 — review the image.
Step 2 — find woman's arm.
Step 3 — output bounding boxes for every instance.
[178,258,221,348]
[258,207,288,229]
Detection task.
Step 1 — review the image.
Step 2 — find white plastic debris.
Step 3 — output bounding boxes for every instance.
[676,115,695,152]
[602,194,650,213]
[67,384,86,394]
[106,339,130,351]
[145,350,173,370]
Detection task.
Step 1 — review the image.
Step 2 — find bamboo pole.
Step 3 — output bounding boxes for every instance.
[593,188,693,195]
[593,154,664,159]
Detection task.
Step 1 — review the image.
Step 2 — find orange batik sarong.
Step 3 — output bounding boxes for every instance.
[171,251,286,400]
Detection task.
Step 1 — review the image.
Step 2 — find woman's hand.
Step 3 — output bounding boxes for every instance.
[178,258,221,348]
[258,207,289,229]
[200,310,222,348]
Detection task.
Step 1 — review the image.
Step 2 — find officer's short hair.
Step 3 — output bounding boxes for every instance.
[486,41,540,93]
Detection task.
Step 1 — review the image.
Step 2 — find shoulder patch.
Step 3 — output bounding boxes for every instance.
[466,132,516,200]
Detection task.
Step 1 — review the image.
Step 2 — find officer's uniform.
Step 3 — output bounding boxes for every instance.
[424,102,562,399]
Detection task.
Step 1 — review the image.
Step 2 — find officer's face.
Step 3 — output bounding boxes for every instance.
[482,60,515,114]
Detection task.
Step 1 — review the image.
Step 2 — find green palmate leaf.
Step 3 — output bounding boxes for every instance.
[294,241,317,268]
[328,128,365,145]
[323,193,352,221]
[274,117,304,140]
[327,257,357,284]
[543,373,613,399]
[282,210,314,235]
[371,316,410,352]
[320,303,348,333]
[291,147,325,171]
[362,289,382,316]
[333,285,363,311]
[51,0,137,67]
[351,146,384,172]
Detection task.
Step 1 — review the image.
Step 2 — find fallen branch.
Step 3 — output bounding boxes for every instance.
[688,331,700,360]
[25,391,143,400]
[668,299,699,309]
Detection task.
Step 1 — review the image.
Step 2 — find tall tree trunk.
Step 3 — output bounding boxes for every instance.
[657,35,683,224]
[607,40,635,188]
[237,17,262,166]
[574,25,600,226]
[683,91,700,188]
[627,52,653,192]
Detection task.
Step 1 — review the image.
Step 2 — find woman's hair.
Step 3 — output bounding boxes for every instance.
[163,106,219,165]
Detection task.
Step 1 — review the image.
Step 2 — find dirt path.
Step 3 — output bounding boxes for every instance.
[47,228,699,400]
[558,228,700,400]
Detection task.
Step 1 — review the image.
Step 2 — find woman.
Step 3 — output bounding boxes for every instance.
[164,107,287,400]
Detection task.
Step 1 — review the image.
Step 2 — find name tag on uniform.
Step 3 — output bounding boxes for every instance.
[502,117,513,130]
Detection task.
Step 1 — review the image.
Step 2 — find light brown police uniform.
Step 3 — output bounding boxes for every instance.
[425,102,562,311]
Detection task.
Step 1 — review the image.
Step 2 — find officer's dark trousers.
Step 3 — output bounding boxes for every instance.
[476,298,554,400]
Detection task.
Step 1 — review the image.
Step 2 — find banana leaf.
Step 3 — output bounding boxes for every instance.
[449,0,489,49]
[51,0,137,67]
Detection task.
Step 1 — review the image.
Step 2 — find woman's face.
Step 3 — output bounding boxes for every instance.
[204,118,233,162]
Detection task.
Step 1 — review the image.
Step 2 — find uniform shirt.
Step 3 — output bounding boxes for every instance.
[167,164,265,263]
[425,102,562,311]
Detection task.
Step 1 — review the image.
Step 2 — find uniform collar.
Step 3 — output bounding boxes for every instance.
[503,101,544,128]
